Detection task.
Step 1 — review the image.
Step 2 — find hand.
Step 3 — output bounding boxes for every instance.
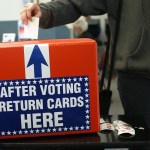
[20,3,42,25]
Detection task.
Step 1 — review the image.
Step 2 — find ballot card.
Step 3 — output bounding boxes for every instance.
[24,17,39,39]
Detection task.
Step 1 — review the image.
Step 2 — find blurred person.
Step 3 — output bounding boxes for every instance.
[20,1,150,130]
[73,16,93,39]
[73,16,104,70]
[73,16,101,82]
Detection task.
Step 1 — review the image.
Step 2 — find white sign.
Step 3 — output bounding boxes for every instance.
[2,33,16,42]
[24,44,50,79]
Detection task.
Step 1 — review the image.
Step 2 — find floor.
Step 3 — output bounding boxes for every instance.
[108,76,124,115]
[103,77,127,150]
[98,45,124,115]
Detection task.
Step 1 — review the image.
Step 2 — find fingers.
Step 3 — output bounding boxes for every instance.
[20,6,28,25]
[26,3,37,20]
[20,3,41,25]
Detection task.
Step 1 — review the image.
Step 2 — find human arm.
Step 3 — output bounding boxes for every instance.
[20,0,107,29]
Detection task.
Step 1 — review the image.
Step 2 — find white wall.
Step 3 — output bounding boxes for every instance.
[0,0,21,21]
[0,0,51,21]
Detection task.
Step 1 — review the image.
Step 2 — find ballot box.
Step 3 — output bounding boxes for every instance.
[0,38,100,139]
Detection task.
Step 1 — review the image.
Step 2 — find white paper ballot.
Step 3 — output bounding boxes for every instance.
[24,17,39,39]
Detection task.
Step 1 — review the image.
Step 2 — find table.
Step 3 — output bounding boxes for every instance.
[0,115,149,150]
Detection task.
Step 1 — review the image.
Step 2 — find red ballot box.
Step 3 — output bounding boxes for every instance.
[0,38,100,139]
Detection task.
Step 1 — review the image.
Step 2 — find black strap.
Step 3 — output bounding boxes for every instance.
[100,0,123,91]
[100,27,110,90]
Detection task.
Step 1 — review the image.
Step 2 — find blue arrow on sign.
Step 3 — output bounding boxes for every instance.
[27,45,48,78]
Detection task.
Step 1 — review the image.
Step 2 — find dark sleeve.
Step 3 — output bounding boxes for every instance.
[39,0,107,29]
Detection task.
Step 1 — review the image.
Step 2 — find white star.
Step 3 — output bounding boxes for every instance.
[21,81,25,85]
[27,80,31,84]
[85,99,89,103]
[56,78,60,83]
[4,81,8,86]
[62,78,66,82]
[69,127,73,131]
[79,77,83,81]
[75,126,79,130]
[53,128,56,132]
[58,128,62,132]
[0,83,2,86]
[33,80,37,84]
[85,88,89,92]
[86,109,90,114]
[15,81,19,85]
[13,130,17,135]
[86,126,90,129]
[9,81,13,85]
[84,77,88,81]
[38,80,43,84]
[7,131,11,135]
[86,115,90,119]
[41,129,45,133]
[24,130,28,134]
[67,78,71,82]
[64,127,68,131]
[50,79,54,83]
[73,78,77,82]
[80,126,84,130]
[30,129,34,134]
[44,79,49,83]
[85,104,89,108]
[1,131,5,135]
[18,130,22,134]
[47,128,51,132]
[86,120,90,124]
[36,129,40,133]
[85,82,88,87]
[85,93,89,97]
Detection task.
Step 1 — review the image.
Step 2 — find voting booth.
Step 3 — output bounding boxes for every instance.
[0,38,100,139]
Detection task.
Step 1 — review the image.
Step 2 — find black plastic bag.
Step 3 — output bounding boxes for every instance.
[100,89,112,116]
